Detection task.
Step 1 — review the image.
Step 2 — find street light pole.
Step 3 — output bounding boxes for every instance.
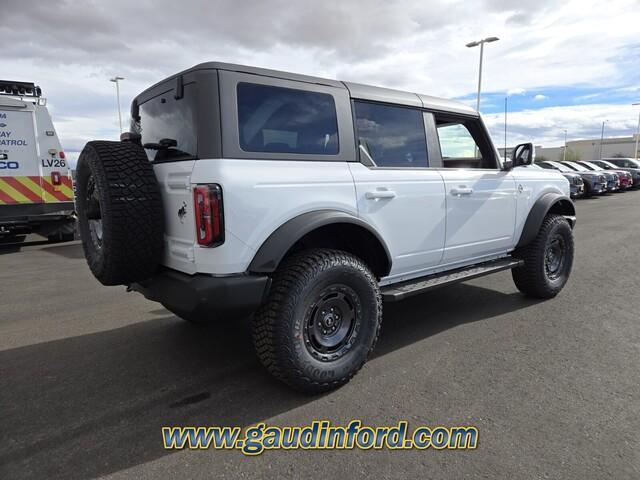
[466,36,500,113]
[599,120,608,159]
[110,76,125,135]
[563,129,567,161]
[633,102,640,160]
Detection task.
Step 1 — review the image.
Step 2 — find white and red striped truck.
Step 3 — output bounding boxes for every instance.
[0,81,75,242]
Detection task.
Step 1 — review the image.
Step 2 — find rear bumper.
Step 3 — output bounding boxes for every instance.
[0,202,76,235]
[130,269,271,320]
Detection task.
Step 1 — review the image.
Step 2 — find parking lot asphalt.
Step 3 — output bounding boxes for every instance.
[1,191,639,480]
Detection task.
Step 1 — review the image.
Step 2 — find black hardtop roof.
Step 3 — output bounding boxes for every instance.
[135,62,477,116]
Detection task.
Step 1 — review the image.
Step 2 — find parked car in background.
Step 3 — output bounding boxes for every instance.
[600,158,640,188]
[561,161,618,193]
[578,160,633,190]
[538,161,603,196]
[535,162,584,198]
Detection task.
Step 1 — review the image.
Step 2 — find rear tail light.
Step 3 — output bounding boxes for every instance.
[193,184,224,247]
[59,151,65,160]
[51,171,62,186]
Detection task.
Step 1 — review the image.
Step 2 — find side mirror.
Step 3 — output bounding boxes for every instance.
[502,159,513,171]
[512,143,534,167]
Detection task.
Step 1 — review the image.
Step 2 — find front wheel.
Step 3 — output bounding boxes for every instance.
[252,249,382,393]
[512,214,574,299]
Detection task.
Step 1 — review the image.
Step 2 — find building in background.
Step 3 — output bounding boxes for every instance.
[499,134,639,161]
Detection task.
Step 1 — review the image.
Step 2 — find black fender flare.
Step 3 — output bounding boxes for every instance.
[516,193,576,248]
[248,210,392,275]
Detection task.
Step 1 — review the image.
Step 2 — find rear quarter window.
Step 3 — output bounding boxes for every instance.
[137,83,197,161]
[237,82,339,155]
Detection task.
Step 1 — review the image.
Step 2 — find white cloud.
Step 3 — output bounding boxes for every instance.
[507,88,527,96]
[533,94,548,101]
[483,103,639,147]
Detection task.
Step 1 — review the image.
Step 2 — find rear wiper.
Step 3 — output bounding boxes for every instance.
[143,138,177,150]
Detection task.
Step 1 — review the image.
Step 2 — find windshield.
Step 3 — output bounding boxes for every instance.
[546,161,571,172]
[597,160,618,169]
[563,162,588,172]
[580,161,602,171]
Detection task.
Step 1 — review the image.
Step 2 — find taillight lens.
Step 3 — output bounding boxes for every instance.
[59,151,66,160]
[51,171,62,186]
[193,184,224,247]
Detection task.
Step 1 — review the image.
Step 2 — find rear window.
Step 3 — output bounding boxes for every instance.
[137,83,197,161]
[237,83,339,155]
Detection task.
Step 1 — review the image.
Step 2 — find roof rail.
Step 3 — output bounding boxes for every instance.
[0,80,42,98]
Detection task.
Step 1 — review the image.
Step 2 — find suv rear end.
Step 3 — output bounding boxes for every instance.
[0,81,75,241]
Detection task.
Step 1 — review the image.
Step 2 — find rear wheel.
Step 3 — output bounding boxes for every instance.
[512,214,574,298]
[252,249,382,393]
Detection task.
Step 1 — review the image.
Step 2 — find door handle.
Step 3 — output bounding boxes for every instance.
[450,187,473,196]
[365,189,396,200]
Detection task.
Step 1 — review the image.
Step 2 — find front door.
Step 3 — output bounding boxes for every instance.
[434,117,517,265]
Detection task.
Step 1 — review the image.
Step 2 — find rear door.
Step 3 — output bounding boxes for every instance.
[349,100,446,282]
[433,115,517,265]
[0,105,43,206]
[33,104,74,205]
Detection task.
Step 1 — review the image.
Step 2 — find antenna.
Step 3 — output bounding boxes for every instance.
[504,97,508,160]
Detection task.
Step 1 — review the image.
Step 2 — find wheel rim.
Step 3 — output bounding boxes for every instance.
[303,285,361,362]
[545,234,566,280]
[85,175,103,250]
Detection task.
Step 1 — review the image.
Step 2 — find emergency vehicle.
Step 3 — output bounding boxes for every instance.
[0,80,75,242]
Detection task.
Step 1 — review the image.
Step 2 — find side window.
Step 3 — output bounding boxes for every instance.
[237,82,339,155]
[354,101,428,168]
[436,122,482,168]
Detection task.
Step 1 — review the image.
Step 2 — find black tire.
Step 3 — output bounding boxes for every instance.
[252,249,382,393]
[512,214,574,299]
[76,141,164,286]
[47,232,75,242]
[47,222,76,242]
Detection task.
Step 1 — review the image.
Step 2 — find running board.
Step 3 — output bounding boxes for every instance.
[381,257,524,302]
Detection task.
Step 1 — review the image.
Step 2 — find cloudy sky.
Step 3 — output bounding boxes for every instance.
[4,0,639,164]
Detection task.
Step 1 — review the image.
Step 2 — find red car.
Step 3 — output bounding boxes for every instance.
[578,161,634,190]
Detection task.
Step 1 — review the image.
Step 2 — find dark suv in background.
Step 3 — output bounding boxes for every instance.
[578,161,633,190]
[535,161,584,198]
[561,161,619,193]
[538,160,605,196]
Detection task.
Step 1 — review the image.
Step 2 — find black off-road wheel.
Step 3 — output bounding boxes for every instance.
[512,214,574,299]
[252,249,382,393]
[76,141,164,286]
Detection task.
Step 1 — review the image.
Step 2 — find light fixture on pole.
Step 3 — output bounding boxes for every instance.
[599,120,608,159]
[466,36,500,113]
[633,102,640,160]
[110,76,125,135]
[563,129,567,162]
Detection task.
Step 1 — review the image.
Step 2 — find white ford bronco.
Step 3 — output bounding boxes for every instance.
[76,62,575,393]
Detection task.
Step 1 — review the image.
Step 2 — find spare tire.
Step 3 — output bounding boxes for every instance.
[76,141,164,285]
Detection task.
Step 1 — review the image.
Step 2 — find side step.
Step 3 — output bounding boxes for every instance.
[381,257,523,302]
